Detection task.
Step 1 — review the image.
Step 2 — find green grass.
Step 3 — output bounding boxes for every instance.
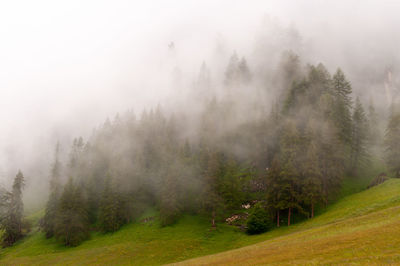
[1,178,399,265]
[177,178,400,265]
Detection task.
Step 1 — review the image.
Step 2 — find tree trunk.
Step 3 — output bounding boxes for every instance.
[211,210,216,228]
[277,210,280,227]
[311,203,314,218]
[288,207,291,226]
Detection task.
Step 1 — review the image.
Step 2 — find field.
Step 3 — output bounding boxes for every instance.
[1,177,399,265]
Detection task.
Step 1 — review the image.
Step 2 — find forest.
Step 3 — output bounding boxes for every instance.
[1,46,399,248]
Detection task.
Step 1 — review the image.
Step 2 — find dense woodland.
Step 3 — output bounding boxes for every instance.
[1,49,400,247]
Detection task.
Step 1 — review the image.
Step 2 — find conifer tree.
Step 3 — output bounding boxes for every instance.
[238,57,251,84]
[350,98,369,175]
[332,69,353,140]
[279,121,303,226]
[0,171,25,247]
[368,99,380,146]
[196,61,212,95]
[224,52,239,87]
[266,156,283,227]
[55,178,89,246]
[201,151,222,228]
[160,164,181,226]
[42,142,62,238]
[384,104,400,178]
[99,176,121,232]
[219,158,247,211]
[302,132,322,218]
[319,122,345,205]
[276,50,301,92]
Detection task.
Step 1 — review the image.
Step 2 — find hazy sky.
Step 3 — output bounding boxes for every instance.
[1,0,400,185]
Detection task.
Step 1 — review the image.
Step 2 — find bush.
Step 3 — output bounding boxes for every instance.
[246,203,273,235]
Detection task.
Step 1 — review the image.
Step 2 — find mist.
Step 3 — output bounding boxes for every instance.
[1,0,399,211]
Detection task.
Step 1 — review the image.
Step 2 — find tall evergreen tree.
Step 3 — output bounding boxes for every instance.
[42,142,62,238]
[266,156,283,227]
[201,151,223,228]
[368,99,380,147]
[224,52,239,87]
[99,176,121,232]
[384,104,400,178]
[55,178,89,246]
[279,121,303,226]
[160,164,181,226]
[0,171,25,247]
[302,132,322,218]
[238,57,251,84]
[319,122,345,205]
[350,98,369,175]
[332,68,353,146]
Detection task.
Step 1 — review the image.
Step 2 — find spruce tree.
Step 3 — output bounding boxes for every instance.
[302,136,322,218]
[160,164,181,226]
[55,178,89,246]
[384,104,400,178]
[238,57,251,84]
[279,121,303,226]
[201,151,222,228]
[332,68,353,146]
[368,99,380,147]
[224,52,239,87]
[42,142,62,238]
[0,171,25,247]
[99,176,121,232]
[350,98,369,175]
[266,156,283,227]
[319,122,345,205]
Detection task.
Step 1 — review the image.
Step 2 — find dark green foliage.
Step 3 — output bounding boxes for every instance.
[302,123,323,218]
[279,121,305,225]
[42,143,62,238]
[0,171,25,247]
[384,104,400,178]
[368,99,380,146]
[99,176,122,232]
[160,165,181,226]
[350,98,369,175]
[332,68,353,146]
[246,203,272,235]
[201,151,224,227]
[55,178,89,246]
[266,156,283,227]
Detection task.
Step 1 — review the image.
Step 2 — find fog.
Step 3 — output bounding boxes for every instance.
[0,0,399,210]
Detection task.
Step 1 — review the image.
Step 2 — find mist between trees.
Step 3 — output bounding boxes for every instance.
[1,16,400,247]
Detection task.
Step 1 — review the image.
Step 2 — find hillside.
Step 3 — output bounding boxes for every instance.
[0,178,399,265]
[177,178,400,265]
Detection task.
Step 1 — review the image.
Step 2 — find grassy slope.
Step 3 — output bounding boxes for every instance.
[0,177,398,265]
[177,179,400,265]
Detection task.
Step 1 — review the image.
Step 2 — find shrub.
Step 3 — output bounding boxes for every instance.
[246,203,273,235]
